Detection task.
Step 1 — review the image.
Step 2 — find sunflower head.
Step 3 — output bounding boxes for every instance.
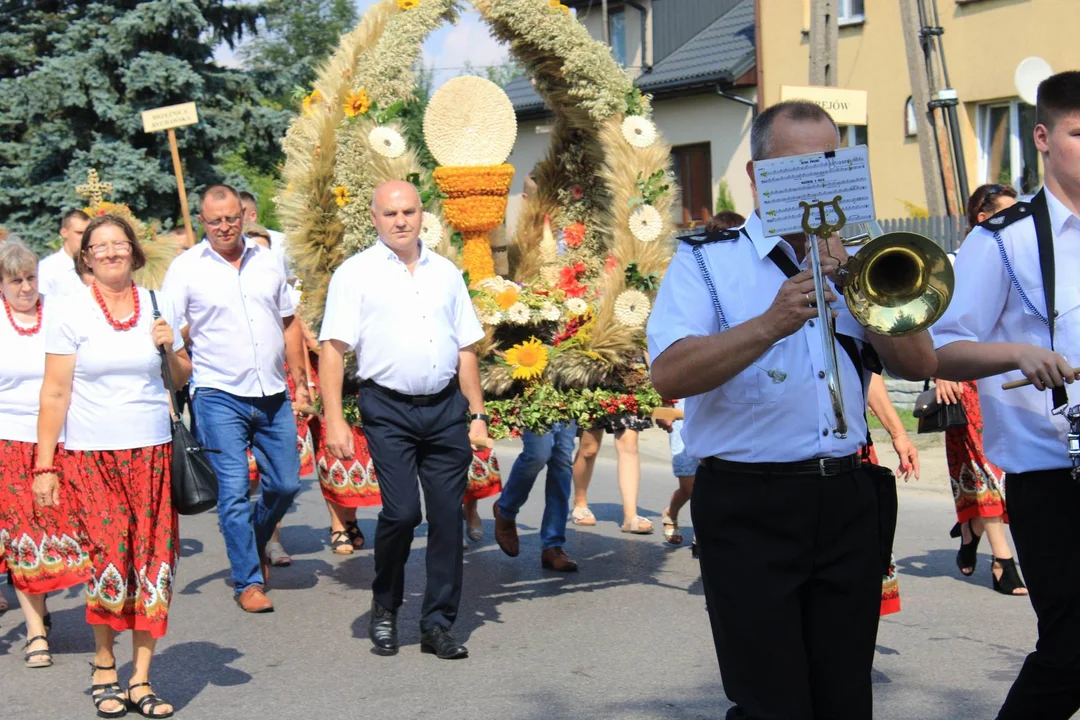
[302,89,323,115]
[343,89,371,118]
[334,185,351,207]
[494,287,520,310]
[505,337,549,382]
[397,0,420,8]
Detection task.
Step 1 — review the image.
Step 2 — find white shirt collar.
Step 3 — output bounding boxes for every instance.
[744,211,785,260]
[1044,186,1080,236]
[376,237,429,266]
[198,236,257,260]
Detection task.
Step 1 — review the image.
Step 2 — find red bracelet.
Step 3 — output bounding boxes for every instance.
[31,466,60,477]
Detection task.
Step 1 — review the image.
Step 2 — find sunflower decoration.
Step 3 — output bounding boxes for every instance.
[334,186,351,208]
[505,337,549,381]
[302,89,324,116]
[548,0,571,14]
[343,89,371,118]
[397,0,420,9]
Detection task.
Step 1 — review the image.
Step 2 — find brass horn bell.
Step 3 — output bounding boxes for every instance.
[841,230,955,337]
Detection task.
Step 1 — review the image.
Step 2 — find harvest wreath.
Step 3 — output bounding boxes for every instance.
[278,0,678,434]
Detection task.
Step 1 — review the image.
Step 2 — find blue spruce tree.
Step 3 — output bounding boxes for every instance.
[0,0,292,252]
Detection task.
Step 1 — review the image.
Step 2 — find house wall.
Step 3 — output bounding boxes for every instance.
[759,0,1080,219]
[504,88,757,233]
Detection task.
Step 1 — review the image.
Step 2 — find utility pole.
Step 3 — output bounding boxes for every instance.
[808,0,839,86]
[899,0,947,216]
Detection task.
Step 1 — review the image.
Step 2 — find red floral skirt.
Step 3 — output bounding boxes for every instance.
[60,444,178,639]
[310,419,502,508]
[946,382,1007,523]
[0,440,92,594]
[863,447,901,617]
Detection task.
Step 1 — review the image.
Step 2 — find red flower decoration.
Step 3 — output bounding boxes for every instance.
[564,222,585,248]
[571,186,583,200]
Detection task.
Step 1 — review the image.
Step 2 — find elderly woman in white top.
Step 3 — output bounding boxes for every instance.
[0,240,92,669]
[35,215,190,719]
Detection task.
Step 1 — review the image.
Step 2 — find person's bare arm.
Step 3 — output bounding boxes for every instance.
[283,315,309,406]
[320,339,354,460]
[936,340,1077,390]
[33,354,76,507]
[867,373,919,480]
[866,332,938,382]
[458,346,487,446]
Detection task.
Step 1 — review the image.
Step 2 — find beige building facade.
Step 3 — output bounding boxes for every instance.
[759,0,1079,219]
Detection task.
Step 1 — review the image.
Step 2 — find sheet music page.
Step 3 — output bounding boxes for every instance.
[752,145,876,237]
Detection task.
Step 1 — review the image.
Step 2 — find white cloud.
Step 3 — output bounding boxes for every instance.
[423,10,511,88]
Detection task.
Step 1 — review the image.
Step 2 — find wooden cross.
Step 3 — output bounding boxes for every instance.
[76,169,114,207]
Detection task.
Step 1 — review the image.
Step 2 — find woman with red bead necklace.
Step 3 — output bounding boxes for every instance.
[0,240,92,669]
[35,215,190,719]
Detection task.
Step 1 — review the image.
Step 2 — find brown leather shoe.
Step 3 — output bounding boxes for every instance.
[541,547,578,572]
[237,585,274,613]
[492,502,519,557]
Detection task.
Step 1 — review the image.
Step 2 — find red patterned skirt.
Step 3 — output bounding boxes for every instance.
[946,382,1007,523]
[60,444,179,639]
[0,440,92,594]
[310,419,502,508]
[863,446,901,617]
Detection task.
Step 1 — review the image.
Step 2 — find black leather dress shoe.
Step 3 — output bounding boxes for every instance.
[369,601,398,656]
[420,626,468,659]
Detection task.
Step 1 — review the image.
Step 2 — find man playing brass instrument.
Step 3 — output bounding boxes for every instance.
[647,101,936,719]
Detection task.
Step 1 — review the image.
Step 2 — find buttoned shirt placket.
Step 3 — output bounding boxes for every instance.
[212,243,269,399]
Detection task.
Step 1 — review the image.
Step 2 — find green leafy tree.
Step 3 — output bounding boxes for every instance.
[0,0,292,252]
[460,58,523,88]
[239,0,358,104]
[714,178,736,214]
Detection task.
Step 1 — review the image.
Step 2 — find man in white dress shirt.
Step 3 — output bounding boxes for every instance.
[37,210,89,298]
[646,101,937,719]
[320,180,487,660]
[162,184,308,614]
[933,71,1080,720]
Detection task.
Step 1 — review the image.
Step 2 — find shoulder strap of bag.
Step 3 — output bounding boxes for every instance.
[765,245,874,449]
[148,290,180,422]
[1030,190,1069,412]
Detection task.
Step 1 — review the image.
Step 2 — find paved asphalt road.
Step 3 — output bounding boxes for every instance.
[0,431,1063,719]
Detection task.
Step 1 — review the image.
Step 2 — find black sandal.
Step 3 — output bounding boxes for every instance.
[992,557,1028,596]
[90,662,127,718]
[24,634,52,668]
[126,682,174,718]
[330,530,353,555]
[345,520,365,550]
[950,521,981,576]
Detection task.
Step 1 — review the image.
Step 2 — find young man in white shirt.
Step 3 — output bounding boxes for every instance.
[37,210,89,298]
[320,180,487,660]
[240,191,287,263]
[933,70,1080,720]
[162,185,309,614]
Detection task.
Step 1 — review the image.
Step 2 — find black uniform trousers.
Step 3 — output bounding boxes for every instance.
[692,462,882,720]
[997,468,1080,719]
[357,382,473,632]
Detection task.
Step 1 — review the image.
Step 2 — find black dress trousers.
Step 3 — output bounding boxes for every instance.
[357,384,473,632]
[996,468,1080,720]
[691,464,882,720]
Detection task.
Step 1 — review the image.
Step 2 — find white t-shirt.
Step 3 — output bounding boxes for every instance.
[45,286,184,451]
[37,249,83,299]
[0,302,56,443]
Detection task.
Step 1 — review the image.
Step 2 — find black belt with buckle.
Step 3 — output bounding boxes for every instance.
[360,378,458,407]
[701,453,863,477]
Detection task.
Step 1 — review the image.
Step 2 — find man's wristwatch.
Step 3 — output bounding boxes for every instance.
[470,413,490,423]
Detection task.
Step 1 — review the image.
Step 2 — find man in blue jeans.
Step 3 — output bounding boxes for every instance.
[493,422,579,571]
[163,184,309,613]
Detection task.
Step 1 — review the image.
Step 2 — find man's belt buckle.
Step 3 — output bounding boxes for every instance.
[818,458,830,476]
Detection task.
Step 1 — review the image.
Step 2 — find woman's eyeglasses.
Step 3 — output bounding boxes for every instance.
[87,241,132,257]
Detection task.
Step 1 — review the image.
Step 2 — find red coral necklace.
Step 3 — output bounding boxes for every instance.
[3,296,42,336]
[92,282,140,331]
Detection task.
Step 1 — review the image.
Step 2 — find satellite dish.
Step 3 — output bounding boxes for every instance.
[1015,57,1053,106]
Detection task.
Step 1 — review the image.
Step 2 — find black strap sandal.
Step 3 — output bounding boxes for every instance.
[126,682,174,718]
[24,634,52,668]
[950,521,982,576]
[330,530,353,555]
[345,520,366,550]
[90,662,128,718]
[992,557,1028,596]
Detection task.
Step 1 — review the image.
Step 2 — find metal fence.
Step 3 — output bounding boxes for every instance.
[878,215,968,252]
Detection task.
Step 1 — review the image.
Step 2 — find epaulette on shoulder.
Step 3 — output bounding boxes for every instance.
[978,201,1032,232]
[678,228,741,246]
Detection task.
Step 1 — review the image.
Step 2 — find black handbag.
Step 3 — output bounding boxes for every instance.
[913,380,968,434]
[149,291,219,515]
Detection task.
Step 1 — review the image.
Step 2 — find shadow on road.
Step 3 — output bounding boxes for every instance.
[115,641,251,711]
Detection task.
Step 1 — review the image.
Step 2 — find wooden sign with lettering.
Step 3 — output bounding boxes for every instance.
[141,102,199,246]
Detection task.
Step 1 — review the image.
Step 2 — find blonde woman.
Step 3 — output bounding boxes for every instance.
[36,215,190,718]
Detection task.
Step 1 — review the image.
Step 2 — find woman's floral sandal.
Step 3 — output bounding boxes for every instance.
[126,682,174,718]
[91,662,127,718]
[345,520,365,550]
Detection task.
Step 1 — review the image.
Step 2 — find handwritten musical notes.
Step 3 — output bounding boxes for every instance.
[753,145,876,238]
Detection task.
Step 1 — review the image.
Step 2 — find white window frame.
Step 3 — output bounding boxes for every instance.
[977,100,1022,187]
[838,0,865,25]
